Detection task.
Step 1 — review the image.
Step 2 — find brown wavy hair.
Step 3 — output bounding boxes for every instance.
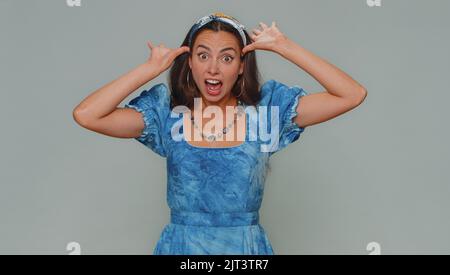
[168,19,262,110]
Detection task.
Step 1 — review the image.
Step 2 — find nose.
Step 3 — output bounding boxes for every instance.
[207,59,220,75]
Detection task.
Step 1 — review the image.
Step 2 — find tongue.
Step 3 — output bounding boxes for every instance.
[206,82,222,91]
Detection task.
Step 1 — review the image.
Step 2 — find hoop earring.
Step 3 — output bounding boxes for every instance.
[186,70,191,88]
[236,78,245,98]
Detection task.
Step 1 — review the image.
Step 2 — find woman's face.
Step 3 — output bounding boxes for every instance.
[189,30,244,105]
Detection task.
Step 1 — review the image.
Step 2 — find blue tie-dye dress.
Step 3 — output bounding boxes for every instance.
[125,79,308,255]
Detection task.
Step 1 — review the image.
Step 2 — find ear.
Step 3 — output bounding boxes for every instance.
[188,55,192,69]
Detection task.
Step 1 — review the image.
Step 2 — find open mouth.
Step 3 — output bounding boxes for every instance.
[205,79,223,96]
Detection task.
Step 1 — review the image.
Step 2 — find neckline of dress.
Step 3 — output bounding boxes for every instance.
[182,112,248,150]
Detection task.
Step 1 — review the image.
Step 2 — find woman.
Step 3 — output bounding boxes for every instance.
[73,12,367,255]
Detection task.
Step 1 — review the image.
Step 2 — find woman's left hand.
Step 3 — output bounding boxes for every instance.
[241,21,288,55]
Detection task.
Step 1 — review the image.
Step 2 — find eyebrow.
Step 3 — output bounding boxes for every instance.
[196,44,237,53]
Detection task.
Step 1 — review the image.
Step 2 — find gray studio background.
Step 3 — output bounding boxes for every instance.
[1,0,449,254]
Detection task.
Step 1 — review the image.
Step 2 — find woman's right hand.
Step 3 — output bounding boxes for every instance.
[146,41,190,73]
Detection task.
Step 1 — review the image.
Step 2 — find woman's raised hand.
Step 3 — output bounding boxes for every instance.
[242,22,288,55]
[146,41,190,73]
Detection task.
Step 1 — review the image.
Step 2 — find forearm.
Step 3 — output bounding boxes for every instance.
[275,38,366,99]
[73,62,161,121]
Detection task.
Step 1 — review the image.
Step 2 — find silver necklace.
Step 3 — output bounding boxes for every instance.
[190,100,245,142]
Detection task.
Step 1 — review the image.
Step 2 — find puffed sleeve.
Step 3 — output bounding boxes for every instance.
[259,79,308,156]
[124,83,170,158]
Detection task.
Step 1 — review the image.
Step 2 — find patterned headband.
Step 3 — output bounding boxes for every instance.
[188,12,247,47]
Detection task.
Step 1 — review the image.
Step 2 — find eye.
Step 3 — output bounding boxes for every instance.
[223,55,234,63]
[197,53,208,60]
